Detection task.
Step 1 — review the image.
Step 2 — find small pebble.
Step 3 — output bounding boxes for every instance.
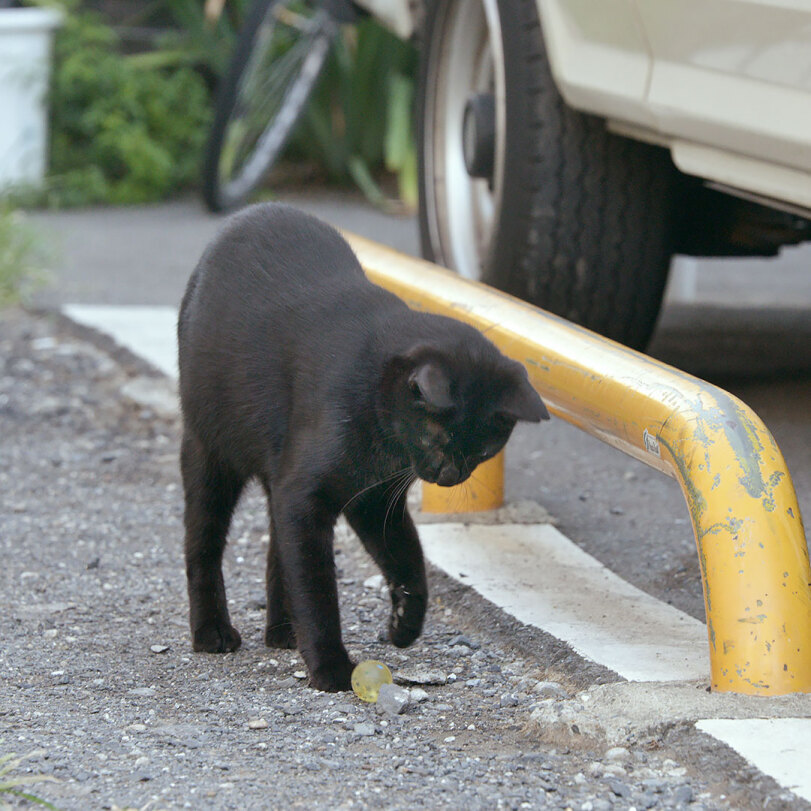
[376,683,409,715]
[532,681,568,699]
[609,780,631,798]
[605,746,631,763]
[247,718,268,729]
[353,722,375,737]
[149,644,169,654]
[448,634,479,649]
[395,668,447,686]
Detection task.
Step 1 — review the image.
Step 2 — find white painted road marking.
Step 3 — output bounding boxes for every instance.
[696,718,811,802]
[419,522,708,682]
[64,304,179,379]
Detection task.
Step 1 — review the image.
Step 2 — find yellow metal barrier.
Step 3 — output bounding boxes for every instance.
[346,233,811,696]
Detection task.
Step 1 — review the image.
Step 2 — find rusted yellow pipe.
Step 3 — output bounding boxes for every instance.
[346,233,811,696]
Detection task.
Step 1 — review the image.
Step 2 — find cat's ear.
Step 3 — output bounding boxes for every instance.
[408,363,455,411]
[497,371,550,423]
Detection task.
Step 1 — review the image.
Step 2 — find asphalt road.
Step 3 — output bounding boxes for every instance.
[30,193,811,625]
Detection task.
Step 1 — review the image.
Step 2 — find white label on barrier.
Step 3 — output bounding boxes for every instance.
[643,429,661,457]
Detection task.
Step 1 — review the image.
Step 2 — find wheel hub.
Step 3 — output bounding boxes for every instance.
[462,92,495,180]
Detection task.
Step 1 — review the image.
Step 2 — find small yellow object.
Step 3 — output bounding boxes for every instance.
[351,660,393,703]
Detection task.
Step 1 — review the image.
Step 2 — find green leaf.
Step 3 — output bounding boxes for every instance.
[347,155,388,209]
[3,790,58,810]
[385,73,414,172]
[0,775,58,789]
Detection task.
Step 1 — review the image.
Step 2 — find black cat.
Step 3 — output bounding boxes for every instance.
[177,203,549,691]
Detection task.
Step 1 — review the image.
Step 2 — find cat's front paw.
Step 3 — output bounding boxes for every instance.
[388,584,426,648]
[309,656,354,692]
[264,622,297,649]
[191,620,242,653]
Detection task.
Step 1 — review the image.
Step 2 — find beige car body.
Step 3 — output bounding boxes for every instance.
[361,0,811,216]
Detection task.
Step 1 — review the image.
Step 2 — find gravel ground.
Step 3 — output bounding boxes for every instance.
[0,309,802,810]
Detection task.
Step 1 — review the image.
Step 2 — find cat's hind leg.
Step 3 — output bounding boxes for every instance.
[344,490,427,648]
[260,482,297,649]
[181,430,245,653]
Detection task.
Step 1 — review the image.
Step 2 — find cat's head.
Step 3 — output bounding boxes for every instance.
[381,342,549,487]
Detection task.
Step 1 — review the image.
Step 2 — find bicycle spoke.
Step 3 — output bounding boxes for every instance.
[226,31,332,191]
[205,0,337,209]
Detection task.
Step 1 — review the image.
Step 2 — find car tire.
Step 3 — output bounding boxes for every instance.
[417,0,680,349]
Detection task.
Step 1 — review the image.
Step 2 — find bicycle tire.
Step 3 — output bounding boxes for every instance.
[202,0,338,212]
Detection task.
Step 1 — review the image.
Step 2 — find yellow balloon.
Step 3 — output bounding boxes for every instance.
[351,660,393,703]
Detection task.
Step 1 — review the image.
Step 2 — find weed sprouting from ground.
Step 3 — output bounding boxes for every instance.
[0,206,50,307]
[0,750,58,810]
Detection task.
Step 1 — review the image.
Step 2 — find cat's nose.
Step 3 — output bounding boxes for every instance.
[436,463,462,487]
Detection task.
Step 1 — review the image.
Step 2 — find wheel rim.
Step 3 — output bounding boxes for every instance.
[218,1,334,206]
[423,0,506,280]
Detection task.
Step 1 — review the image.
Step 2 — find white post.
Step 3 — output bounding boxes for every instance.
[0,7,63,191]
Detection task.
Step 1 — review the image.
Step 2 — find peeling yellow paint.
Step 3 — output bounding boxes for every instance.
[347,233,811,696]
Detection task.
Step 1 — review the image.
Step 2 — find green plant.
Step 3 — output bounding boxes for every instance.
[289,18,418,209]
[36,2,212,206]
[0,206,49,307]
[25,2,418,209]
[0,750,58,810]
[124,0,251,78]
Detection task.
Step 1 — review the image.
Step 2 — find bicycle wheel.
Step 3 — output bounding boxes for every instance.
[202,0,340,212]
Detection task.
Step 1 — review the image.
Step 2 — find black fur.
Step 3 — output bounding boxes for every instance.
[177,203,548,691]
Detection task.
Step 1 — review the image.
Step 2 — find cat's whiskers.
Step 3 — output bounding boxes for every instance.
[339,466,414,515]
[467,469,501,499]
[382,469,416,542]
